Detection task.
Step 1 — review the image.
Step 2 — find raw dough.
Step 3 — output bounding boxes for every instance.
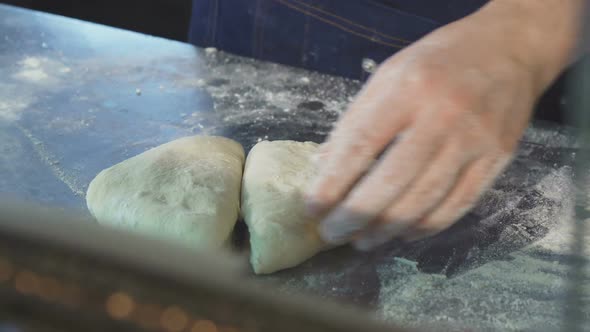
[86,136,244,250]
[241,140,327,274]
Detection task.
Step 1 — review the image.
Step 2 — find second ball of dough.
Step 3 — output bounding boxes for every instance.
[241,140,328,274]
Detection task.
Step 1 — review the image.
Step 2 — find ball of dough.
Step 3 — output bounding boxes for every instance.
[241,140,328,274]
[86,136,245,250]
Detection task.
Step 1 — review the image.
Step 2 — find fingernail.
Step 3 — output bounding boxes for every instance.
[353,230,391,251]
[319,209,366,244]
[305,198,323,217]
[353,236,379,251]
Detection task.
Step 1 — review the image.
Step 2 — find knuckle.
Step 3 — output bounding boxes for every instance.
[406,62,444,87]
[343,137,376,162]
[395,212,421,225]
[445,88,478,112]
[354,125,380,144]
[386,190,450,223]
[308,177,341,205]
[418,96,474,134]
[385,198,430,223]
[435,93,478,125]
[382,207,413,224]
[435,109,462,129]
[330,122,380,155]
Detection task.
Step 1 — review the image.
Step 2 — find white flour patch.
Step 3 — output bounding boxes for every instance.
[376,254,576,332]
[12,56,70,84]
[374,170,585,332]
[14,56,49,82]
[0,99,30,122]
[528,167,579,255]
[0,56,72,122]
[0,83,33,122]
[21,56,42,68]
[15,68,49,82]
[523,124,578,148]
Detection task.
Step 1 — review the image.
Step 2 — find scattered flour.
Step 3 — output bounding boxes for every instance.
[176,54,358,145]
[375,252,581,332]
[259,163,586,332]
[0,56,73,123]
[17,125,85,197]
[523,123,578,148]
[21,56,42,68]
[12,56,70,84]
[0,99,31,122]
[0,82,33,122]
[14,56,49,82]
[204,47,218,55]
[1,47,586,331]
[14,67,49,81]
[373,166,589,332]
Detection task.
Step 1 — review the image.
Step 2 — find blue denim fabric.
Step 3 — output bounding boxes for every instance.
[188,0,487,80]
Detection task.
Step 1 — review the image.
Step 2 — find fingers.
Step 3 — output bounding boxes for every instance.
[403,152,511,241]
[352,222,406,251]
[352,141,476,250]
[318,116,450,244]
[306,92,411,216]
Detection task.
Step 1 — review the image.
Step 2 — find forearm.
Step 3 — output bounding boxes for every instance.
[462,0,584,94]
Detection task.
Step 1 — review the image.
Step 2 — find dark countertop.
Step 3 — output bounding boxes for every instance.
[0,4,587,331]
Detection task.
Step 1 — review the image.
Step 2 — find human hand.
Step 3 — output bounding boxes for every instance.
[305,11,545,250]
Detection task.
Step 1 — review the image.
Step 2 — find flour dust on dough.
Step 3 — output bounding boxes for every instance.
[86,135,244,250]
[241,140,329,274]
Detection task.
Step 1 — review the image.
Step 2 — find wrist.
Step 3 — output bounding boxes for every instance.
[468,0,583,95]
